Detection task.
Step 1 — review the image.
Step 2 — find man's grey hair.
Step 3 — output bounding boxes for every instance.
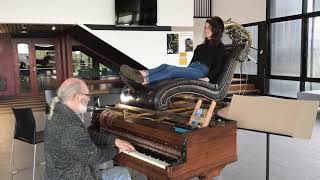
[48,78,85,119]
[57,81,82,102]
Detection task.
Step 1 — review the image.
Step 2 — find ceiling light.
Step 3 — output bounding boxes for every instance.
[35,43,54,48]
[51,26,56,31]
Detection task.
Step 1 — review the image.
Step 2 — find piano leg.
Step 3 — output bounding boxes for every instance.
[198,165,226,180]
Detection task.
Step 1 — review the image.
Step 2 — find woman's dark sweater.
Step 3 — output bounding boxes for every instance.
[190,42,225,82]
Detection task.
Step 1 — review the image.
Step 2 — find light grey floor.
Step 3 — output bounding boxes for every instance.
[0,112,46,180]
[1,111,320,180]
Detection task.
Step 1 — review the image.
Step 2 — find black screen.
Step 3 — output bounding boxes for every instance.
[115,0,157,26]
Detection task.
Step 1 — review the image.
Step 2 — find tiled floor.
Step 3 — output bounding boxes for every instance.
[1,110,320,180]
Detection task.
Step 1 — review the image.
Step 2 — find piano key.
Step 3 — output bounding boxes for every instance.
[134,146,176,164]
[123,150,170,169]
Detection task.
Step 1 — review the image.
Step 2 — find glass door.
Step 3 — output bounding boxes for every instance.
[14,39,59,96]
[35,43,57,92]
[17,43,33,94]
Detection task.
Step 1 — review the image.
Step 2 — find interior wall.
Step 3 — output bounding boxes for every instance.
[0,35,16,96]
[92,30,194,69]
[212,0,266,24]
[157,0,193,26]
[81,25,194,69]
[172,19,207,48]
[0,0,193,26]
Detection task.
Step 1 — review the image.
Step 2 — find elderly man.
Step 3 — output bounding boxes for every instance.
[44,78,135,180]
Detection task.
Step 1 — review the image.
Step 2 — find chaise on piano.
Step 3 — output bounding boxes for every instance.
[119,43,246,111]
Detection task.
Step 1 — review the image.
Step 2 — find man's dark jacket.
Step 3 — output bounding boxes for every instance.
[44,102,118,180]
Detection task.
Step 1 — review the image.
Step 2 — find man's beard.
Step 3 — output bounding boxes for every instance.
[79,103,87,114]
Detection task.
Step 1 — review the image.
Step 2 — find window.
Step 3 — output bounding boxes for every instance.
[305,82,320,90]
[271,20,301,77]
[72,50,119,80]
[270,0,303,18]
[308,0,320,12]
[307,17,320,78]
[269,79,300,98]
[72,51,92,77]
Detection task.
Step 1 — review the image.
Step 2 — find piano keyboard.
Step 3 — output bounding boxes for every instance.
[123,150,170,169]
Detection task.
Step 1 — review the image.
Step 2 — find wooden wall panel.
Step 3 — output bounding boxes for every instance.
[0,35,16,96]
[57,34,73,83]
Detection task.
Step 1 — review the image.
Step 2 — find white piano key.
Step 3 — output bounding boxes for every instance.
[123,150,169,169]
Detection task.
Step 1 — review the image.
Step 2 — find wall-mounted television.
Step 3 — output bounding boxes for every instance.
[115,0,157,26]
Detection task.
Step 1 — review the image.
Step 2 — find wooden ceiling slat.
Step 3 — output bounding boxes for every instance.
[4,24,8,33]
[10,24,14,33]
[5,24,10,33]
[2,24,6,33]
[1,24,5,33]
[14,24,18,33]
[17,24,22,33]
[13,24,16,33]
[3,24,6,33]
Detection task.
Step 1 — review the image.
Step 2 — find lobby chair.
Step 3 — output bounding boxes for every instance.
[10,107,45,180]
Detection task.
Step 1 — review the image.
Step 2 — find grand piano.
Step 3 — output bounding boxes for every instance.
[90,99,237,180]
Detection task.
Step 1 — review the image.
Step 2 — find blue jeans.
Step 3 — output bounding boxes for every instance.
[147,63,209,83]
[101,166,131,180]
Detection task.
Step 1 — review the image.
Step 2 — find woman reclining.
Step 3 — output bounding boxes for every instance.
[120,16,226,85]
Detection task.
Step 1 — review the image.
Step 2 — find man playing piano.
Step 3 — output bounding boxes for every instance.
[44,78,135,180]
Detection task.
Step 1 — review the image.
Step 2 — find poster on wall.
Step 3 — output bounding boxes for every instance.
[180,32,193,52]
[167,33,179,54]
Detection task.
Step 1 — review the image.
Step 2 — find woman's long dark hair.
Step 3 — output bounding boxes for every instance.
[204,16,224,46]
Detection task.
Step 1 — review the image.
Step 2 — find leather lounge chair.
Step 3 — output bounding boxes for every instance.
[119,43,246,110]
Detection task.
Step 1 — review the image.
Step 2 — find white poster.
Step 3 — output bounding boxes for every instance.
[179,32,193,52]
